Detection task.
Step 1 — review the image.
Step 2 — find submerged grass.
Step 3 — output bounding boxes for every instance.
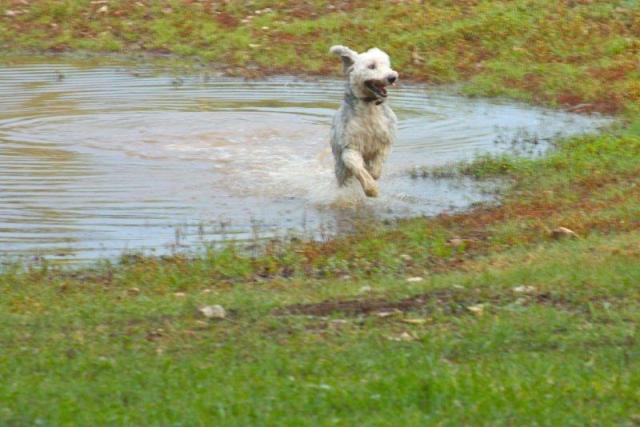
[1,0,640,425]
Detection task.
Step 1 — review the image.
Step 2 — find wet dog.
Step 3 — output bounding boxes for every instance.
[329,45,398,197]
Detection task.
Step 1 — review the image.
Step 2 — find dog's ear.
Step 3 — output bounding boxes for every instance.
[330,45,358,74]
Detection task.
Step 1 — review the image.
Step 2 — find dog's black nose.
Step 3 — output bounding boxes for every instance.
[387,75,397,84]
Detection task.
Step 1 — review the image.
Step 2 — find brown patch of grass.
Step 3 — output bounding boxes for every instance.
[214,11,239,29]
[588,62,637,82]
[277,289,597,318]
[277,290,461,317]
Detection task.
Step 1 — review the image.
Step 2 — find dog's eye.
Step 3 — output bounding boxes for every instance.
[368,63,376,70]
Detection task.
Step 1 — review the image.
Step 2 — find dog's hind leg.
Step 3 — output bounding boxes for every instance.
[342,149,379,197]
[334,158,349,187]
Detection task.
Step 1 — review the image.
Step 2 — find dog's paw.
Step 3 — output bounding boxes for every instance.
[364,184,379,198]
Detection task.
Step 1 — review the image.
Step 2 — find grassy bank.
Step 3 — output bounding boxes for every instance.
[1,0,639,114]
[2,229,639,425]
[1,0,640,425]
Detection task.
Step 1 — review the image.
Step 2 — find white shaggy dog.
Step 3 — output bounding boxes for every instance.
[329,45,398,197]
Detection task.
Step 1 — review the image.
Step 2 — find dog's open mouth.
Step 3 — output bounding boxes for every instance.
[365,80,388,98]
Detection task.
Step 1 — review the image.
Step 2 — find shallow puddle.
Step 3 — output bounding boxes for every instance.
[0,63,611,263]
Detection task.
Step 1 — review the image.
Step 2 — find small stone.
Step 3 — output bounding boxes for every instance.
[466,304,485,315]
[375,310,401,318]
[406,276,424,283]
[127,287,140,295]
[387,331,417,342]
[5,10,18,17]
[97,5,108,13]
[198,305,226,320]
[551,227,578,239]
[401,318,427,325]
[513,285,536,294]
[399,254,412,261]
[449,238,464,247]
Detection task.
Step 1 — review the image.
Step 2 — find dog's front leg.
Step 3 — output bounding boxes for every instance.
[368,145,390,180]
[342,149,379,197]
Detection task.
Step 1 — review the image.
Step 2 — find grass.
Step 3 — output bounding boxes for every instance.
[1,0,639,114]
[1,0,640,425]
[2,228,640,425]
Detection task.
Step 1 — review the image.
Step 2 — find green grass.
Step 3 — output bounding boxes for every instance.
[2,230,640,425]
[1,0,640,425]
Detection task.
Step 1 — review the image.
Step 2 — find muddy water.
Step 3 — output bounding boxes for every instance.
[0,63,610,263]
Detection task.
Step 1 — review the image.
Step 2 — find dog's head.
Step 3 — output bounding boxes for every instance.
[330,45,398,103]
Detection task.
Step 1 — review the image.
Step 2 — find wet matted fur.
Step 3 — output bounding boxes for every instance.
[329,45,398,197]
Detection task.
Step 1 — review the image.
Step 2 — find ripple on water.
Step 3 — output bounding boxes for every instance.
[0,63,611,263]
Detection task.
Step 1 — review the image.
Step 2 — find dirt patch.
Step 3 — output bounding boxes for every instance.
[277,290,461,317]
[276,288,605,318]
[215,12,239,29]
